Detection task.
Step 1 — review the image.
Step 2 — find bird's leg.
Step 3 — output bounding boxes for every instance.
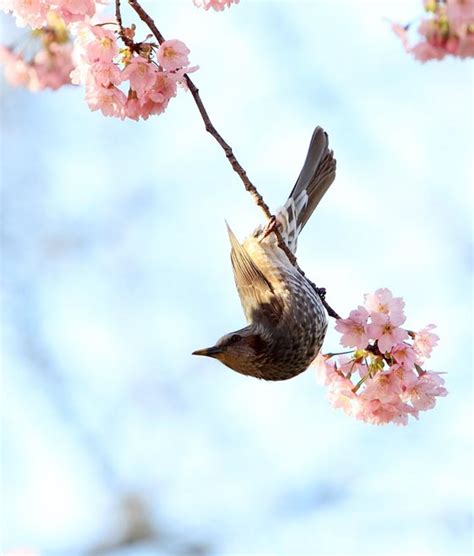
[310,282,341,319]
[260,215,279,242]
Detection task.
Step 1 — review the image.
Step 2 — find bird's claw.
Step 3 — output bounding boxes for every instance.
[260,215,279,242]
[315,286,327,299]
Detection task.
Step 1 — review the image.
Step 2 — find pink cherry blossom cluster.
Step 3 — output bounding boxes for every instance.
[71,23,196,120]
[193,0,240,11]
[0,42,73,91]
[392,0,474,61]
[0,13,74,91]
[1,2,197,120]
[1,0,103,29]
[314,288,447,426]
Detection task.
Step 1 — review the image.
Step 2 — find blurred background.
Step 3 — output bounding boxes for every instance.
[1,1,473,555]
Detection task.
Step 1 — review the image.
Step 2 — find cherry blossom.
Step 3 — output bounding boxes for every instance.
[0,20,74,92]
[327,376,359,415]
[1,0,102,28]
[314,288,446,426]
[157,39,190,72]
[357,397,417,426]
[391,343,417,369]
[446,0,474,33]
[1,0,49,28]
[86,84,127,117]
[401,372,447,411]
[53,0,98,24]
[87,61,122,87]
[390,22,410,50]
[364,287,405,320]
[193,0,240,11]
[392,0,474,61]
[334,306,370,349]
[0,46,31,87]
[313,354,337,385]
[413,324,439,359]
[78,24,119,64]
[367,312,408,353]
[121,56,159,96]
[411,40,447,61]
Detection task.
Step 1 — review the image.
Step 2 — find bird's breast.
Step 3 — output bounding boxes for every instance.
[243,236,327,381]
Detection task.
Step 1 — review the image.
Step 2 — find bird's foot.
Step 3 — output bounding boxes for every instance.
[260,215,279,242]
[315,286,327,299]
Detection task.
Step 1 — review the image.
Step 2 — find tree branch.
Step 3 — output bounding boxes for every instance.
[122,0,341,320]
[126,0,273,221]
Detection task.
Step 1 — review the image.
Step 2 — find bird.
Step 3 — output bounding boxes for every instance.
[192,126,336,381]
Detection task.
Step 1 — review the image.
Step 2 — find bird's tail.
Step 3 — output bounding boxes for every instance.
[276,126,336,253]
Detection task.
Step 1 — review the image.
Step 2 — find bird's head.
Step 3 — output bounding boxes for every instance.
[192,327,268,377]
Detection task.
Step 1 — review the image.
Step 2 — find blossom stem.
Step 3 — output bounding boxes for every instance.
[414,363,425,377]
[346,359,359,380]
[326,350,355,358]
[123,0,341,320]
[352,371,372,393]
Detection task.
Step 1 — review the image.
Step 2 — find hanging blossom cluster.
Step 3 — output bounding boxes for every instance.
[193,0,239,10]
[0,12,73,91]
[392,0,474,61]
[0,0,104,28]
[0,0,231,117]
[313,288,447,426]
[71,24,196,120]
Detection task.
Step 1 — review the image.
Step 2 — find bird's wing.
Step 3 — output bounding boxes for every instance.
[227,223,284,327]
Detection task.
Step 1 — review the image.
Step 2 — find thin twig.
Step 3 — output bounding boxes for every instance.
[123,0,341,319]
[115,0,135,50]
[127,0,166,42]
[127,0,273,221]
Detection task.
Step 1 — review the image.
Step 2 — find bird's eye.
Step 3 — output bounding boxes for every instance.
[229,334,241,344]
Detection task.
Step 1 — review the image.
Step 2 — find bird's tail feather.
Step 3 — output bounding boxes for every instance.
[276,127,336,253]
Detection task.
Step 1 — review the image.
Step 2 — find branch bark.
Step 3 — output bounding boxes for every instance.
[121,0,341,320]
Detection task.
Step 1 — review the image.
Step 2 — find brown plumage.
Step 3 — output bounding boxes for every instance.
[193,126,336,381]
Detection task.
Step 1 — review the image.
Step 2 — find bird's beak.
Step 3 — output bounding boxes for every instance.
[192,346,223,358]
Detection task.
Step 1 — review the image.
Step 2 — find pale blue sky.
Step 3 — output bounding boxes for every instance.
[1,1,473,555]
